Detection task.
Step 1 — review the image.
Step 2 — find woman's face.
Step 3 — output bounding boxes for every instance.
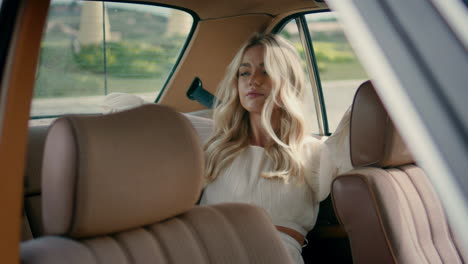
[237,44,272,114]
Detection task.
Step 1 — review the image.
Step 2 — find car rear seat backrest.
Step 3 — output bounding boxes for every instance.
[332,81,467,264]
[23,125,49,240]
[21,104,292,264]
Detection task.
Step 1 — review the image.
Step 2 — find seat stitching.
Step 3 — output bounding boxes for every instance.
[401,166,443,262]
[446,224,466,262]
[207,206,251,264]
[177,212,212,264]
[388,168,432,263]
[81,238,101,264]
[175,216,211,263]
[110,234,133,264]
[402,165,462,263]
[143,226,170,264]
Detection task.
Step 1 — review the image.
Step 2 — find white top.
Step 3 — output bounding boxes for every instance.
[186,111,353,236]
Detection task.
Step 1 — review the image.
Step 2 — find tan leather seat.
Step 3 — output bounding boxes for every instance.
[21,104,292,263]
[331,81,467,263]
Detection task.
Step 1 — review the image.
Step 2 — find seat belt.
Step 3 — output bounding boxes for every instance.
[186,77,216,108]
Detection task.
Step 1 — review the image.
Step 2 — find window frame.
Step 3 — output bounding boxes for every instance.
[327,0,468,247]
[0,0,21,94]
[274,9,353,136]
[30,1,200,119]
[0,0,50,261]
[148,2,199,103]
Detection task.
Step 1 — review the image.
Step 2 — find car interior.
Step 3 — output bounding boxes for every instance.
[21,104,293,263]
[1,0,466,263]
[332,81,467,264]
[21,0,358,263]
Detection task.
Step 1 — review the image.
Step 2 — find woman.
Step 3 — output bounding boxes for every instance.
[191,33,353,263]
[101,33,352,263]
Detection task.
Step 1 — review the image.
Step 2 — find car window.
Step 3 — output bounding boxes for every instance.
[305,12,368,132]
[279,18,319,135]
[30,0,193,119]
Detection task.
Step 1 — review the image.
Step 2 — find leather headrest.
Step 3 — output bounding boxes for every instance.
[350,81,413,167]
[41,104,204,238]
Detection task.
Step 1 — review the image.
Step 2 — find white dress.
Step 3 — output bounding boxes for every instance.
[186,111,353,263]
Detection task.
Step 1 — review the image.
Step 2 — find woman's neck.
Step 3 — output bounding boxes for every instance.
[249,111,280,147]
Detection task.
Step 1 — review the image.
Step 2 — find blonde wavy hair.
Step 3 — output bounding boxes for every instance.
[204,33,308,183]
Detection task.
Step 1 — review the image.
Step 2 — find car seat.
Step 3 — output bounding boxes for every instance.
[21,104,292,263]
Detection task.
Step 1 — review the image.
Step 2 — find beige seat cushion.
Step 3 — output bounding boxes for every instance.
[333,165,465,263]
[22,203,292,264]
[332,81,466,263]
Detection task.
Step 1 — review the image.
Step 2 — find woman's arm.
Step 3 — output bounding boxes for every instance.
[304,107,353,202]
[323,107,353,175]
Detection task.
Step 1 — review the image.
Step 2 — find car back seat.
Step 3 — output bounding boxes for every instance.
[21,104,292,263]
[332,81,467,263]
[22,125,48,240]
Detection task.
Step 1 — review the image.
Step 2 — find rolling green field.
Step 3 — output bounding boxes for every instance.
[291,40,368,81]
[34,4,183,98]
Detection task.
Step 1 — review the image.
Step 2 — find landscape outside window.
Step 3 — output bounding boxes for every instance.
[306,12,367,132]
[31,0,192,118]
[281,12,368,133]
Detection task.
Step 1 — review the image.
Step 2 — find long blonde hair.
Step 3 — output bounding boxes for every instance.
[204,33,308,183]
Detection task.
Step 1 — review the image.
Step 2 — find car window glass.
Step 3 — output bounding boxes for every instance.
[279,19,319,135]
[305,12,368,132]
[30,0,192,120]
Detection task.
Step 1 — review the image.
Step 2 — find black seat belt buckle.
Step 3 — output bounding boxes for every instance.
[186,77,216,109]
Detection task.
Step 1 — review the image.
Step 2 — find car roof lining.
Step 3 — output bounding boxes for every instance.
[120,0,326,20]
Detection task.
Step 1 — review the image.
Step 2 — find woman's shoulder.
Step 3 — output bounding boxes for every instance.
[300,108,354,201]
[301,135,326,158]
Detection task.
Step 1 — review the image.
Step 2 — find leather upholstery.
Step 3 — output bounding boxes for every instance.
[350,81,413,168]
[41,104,204,238]
[333,81,466,263]
[334,165,466,264]
[332,172,395,264]
[22,104,292,263]
[22,203,291,264]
